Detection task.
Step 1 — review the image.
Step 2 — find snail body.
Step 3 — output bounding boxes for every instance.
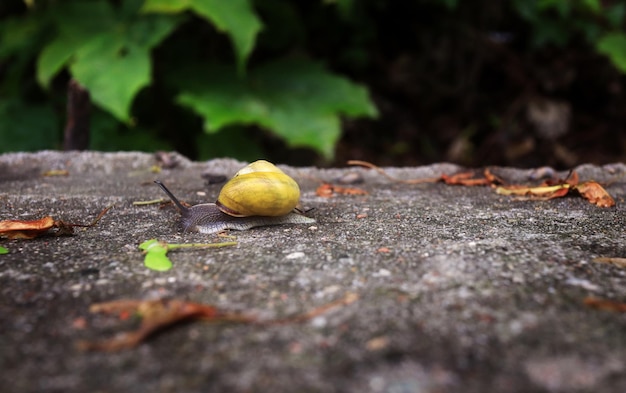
[155,160,315,234]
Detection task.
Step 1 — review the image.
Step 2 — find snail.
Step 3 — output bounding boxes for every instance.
[155,160,316,234]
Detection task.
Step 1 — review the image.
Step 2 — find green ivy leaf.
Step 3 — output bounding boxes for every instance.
[144,251,173,271]
[596,32,626,73]
[0,246,8,255]
[37,35,88,88]
[175,59,378,158]
[70,34,151,121]
[36,0,181,120]
[36,0,116,88]
[141,0,263,71]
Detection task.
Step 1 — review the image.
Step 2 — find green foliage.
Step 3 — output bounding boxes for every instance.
[0,246,8,255]
[141,0,262,71]
[175,59,377,158]
[0,98,60,151]
[596,32,626,73]
[37,0,182,121]
[0,0,377,159]
[511,0,625,48]
[0,0,624,162]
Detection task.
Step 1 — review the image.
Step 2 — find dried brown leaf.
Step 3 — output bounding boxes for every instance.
[78,299,256,352]
[0,216,60,239]
[584,297,626,312]
[496,183,572,201]
[442,172,491,186]
[0,207,111,239]
[574,181,615,207]
[78,293,359,351]
[316,183,368,197]
[484,168,505,185]
[592,257,626,268]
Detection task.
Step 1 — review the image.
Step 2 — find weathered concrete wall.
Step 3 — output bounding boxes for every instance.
[1,151,624,392]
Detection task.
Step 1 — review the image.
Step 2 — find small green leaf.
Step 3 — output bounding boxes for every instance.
[596,32,626,73]
[0,246,8,255]
[175,59,377,158]
[144,251,173,271]
[140,239,172,271]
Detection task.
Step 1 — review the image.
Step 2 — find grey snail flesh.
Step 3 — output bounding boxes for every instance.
[182,203,316,234]
[155,180,316,234]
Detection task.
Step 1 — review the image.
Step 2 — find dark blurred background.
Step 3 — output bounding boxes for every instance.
[1,0,625,168]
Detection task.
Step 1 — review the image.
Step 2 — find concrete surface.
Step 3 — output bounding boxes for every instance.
[0,151,624,393]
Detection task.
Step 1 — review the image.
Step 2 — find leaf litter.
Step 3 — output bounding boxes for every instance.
[77,292,358,352]
[0,206,112,239]
[348,161,615,207]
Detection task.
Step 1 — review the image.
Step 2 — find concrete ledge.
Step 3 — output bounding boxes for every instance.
[1,151,625,392]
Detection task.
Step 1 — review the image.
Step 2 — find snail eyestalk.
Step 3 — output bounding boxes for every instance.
[154,180,188,213]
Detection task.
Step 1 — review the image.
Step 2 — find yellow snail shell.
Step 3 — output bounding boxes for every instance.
[155,160,315,234]
[216,160,300,217]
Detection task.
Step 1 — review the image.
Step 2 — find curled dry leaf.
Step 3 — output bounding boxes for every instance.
[316,183,368,198]
[0,206,112,239]
[0,216,73,239]
[347,160,614,208]
[496,184,571,200]
[347,160,502,186]
[441,171,491,186]
[573,181,615,207]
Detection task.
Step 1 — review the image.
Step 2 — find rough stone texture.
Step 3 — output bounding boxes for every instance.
[0,151,624,393]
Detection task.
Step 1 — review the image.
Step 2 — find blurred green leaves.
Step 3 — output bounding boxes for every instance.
[2,0,625,160]
[5,0,375,159]
[175,60,377,158]
[0,99,59,151]
[141,0,262,71]
[596,32,626,73]
[37,0,181,121]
